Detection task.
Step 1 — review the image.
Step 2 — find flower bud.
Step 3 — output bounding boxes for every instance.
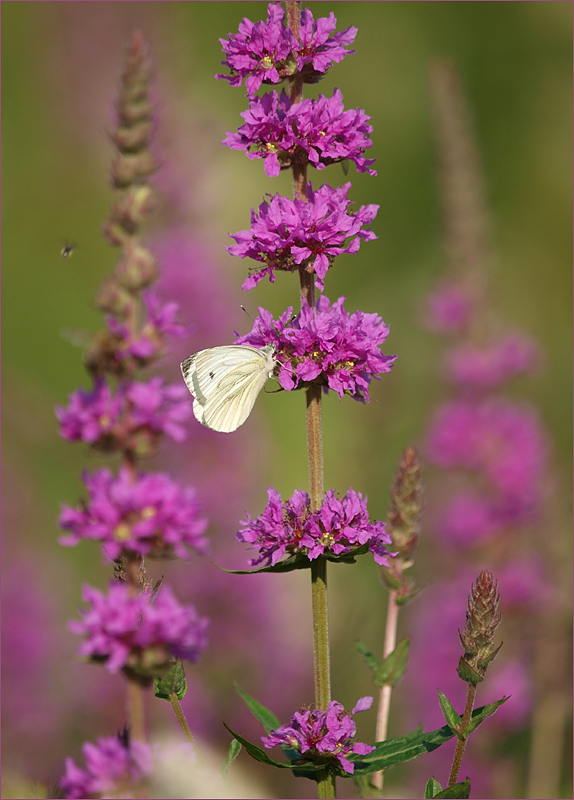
[111,121,153,153]
[457,570,502,684]
[95,277,133,315]
[110,186,156,234]
[111,150,157,189]
[116,246,158,291]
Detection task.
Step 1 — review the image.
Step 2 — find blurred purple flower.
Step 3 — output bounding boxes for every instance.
[70,582,209,674]
[106,292,189,362]
[59,466,208,560]
[426,399,546,529]
[57,378,192,451]
[56,380,123,444]
[228,182,378,291]
[237,486,391,567]
[237,295,396,401]
[216,3,356,95]
[262,697,375,774]
[223,88,375,177]
[60,733,153,799]
[444,333,539,389]
[423,282,475,335]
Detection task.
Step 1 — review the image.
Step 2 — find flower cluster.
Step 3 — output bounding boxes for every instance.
[217,3,357,95]
[236,295,396,401]
[56,377,192,454]
[262,697,375,775]
[426,398,546,543]
[60,732,153,800]
[423,281,475,335]
[229,182,378,291]
[59,467,208,560]
[237,486,392,567]
[70,582,209,676]
[444,333,539,389]
[224,88,376,177]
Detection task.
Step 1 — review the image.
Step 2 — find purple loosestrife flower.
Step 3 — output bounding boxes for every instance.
[229,182,378,291]
[59,466,208,561]
[106,292,189,363]
[236,295,396,401]
[444,333,539,389]
[423,282,475,335]
[426,398,546,522]
[223,88,376,177]
[70,582,209,676]
[262,697,375,775]
[217,3,356,95]
[56,378,192,453]
[60,733,153,799]
[237,486,392,567]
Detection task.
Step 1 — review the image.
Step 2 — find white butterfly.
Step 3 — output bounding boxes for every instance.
[180,343,277,433]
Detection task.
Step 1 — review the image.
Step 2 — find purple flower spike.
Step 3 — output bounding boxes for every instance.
[70,582,209,676]
[60,733,153,799]
[228,183,378,291]
[236,295,396,402]
[444,333,539,389]
[217,3,356,95]
[56,379,123,444]
[237,486,392,568]
[262,698,375,774]
[224,88,376,177]
[59,466,209,561]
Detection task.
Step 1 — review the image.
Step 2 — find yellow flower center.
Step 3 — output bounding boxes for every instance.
[114,523,131,542]
[141,506,156,519]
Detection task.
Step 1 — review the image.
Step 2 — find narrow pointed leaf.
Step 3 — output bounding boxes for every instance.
[234,684,281,733]
[373,638,410,688]
[221,738,241,775]
[437,690,462,733]
[433,778,471,798]
[153,658,187,701]
[349,723,455,774]
[356,640,380,675]
[213,545,370,576]
[424,777,443,798]
[222,724,322,773]
[464,696,508,736]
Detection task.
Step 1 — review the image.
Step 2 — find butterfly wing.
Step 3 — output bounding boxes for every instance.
[181,344,276,433]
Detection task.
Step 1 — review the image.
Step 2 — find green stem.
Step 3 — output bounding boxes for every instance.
[372,589,400,791]
[169,692,202,762]
[447,682,477,787]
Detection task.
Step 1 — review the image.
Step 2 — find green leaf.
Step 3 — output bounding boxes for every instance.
[222,724,322,774]
[221,738,241,775]
[353,774,384,798]
[457,657,484,685]
[424,777,443,798]
[437,690,462,734]
[212,546,371,576]
[373,638,410,688]
[356,640,380,674]
[433,778,471,798]
[234,684,282,733]
[153,659,187,701]
[464,696,509,736]
[349,723,455,774]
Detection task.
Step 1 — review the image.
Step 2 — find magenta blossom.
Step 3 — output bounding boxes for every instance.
[237,486,392,567]
[70,582,209,675]
[223,88,376,177]
[60,733,153,799]
[444,333,539,389]
[57,377,192,452]
[228,182,378,291]
[59,466,208,560]
[426,399,547,530]
[236,295,396,402]
[106,292,189,363]
[423,282,475,335]
[217,3,356,95]
[262,697,375,774]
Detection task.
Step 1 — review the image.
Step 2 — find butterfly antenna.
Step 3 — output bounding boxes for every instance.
[240,305,254,322]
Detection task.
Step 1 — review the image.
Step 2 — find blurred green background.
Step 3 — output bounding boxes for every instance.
[3,2,572,798]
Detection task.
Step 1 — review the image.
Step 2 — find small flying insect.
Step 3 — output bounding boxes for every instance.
[60,242,76,259]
